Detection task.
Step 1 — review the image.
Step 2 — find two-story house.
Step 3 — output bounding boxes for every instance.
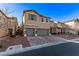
[63,19,79,34]
[55,22,67,34]
[0,10,18,37]
[22,10,55,36]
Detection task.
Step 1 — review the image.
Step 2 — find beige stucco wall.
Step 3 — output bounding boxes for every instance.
[8,18,18,35]
[64,21,78,34]
[57,23,62,28]
[73,22,79,34]
[0,12,8,37]
[23,11,54,29]
[74,22,79,30]
[65,21,75,29]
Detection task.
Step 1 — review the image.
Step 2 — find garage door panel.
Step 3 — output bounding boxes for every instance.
[37,29,49,36]
[26,28,35,36]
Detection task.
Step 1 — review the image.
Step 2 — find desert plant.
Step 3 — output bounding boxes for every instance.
[16,26,23,36]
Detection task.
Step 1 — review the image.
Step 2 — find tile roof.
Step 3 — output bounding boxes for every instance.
[23,10,51,19]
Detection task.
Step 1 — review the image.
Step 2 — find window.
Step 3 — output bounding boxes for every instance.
[0,16,3,27]
[0,16,1,20]
[41,18,44,22]
[28,14,37,21]
[46,18,48,22]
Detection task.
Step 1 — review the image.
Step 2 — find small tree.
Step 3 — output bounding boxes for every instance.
[16,26,23,36]
[0,3,16,15]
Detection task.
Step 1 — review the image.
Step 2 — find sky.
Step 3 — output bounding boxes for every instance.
[0,3,79,25]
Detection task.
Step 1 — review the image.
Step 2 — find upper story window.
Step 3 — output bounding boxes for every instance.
[41,17,49,23]
[46,18,48,22]
[28,14,37,21]
[41,18,44,22]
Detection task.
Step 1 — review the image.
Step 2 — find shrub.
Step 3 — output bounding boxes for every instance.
[0,45,3,48]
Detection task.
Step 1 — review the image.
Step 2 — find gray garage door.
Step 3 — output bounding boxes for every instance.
[37,29,49,36]
[26,28,35,36]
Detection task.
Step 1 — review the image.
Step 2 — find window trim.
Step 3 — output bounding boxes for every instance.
[46,18,48,22]
[28,14,37,21]
[41,18,44,22]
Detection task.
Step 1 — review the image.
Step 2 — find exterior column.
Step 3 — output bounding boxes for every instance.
[49,29,51,36]
[35,29,37,36]
[24,27,27,37]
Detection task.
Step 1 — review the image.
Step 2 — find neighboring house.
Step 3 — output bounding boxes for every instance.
[56,22,67,34]
[0,10,8,37]
[63,19,79,34]
[8,17,18,35]
[49,20,57,34]
[55,22,62,34]
[22,10,79,36]
[49,19,79,35]
[22,10,55,36]
[0,10,18,37]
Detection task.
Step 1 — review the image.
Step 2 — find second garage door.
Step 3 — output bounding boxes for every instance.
[37,29,49,36]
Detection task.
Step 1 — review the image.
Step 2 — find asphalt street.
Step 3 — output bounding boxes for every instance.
[11,42,79,56]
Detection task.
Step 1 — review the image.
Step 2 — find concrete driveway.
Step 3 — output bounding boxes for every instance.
[27,36,68,46]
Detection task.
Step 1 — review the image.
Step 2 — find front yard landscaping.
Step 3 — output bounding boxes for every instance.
[0,36,30,52]
[53,34,79,40]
